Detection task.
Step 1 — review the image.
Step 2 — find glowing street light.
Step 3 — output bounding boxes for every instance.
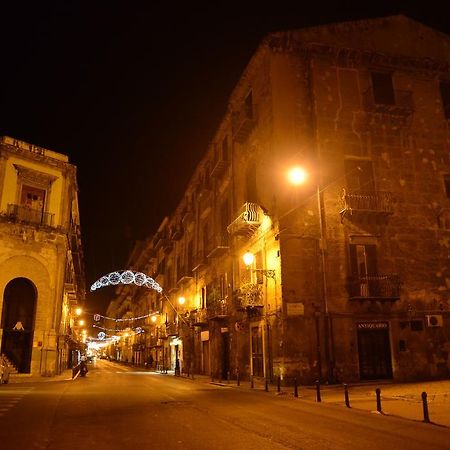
[75,307,82,316]
[78,319,85,326]
[178,296,186,306]
[243,251,255,266]
[151,315,157,323]
[287,166,308,186]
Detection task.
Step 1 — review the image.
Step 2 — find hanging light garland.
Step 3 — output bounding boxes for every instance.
[91,311,160,322]
[90,270,162,293]
[93,324,146,334]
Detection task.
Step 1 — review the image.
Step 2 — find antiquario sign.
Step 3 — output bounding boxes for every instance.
[357,322,389,330]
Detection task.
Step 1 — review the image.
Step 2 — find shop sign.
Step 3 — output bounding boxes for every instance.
[287,302,304,316]
[201,331,209,341]
[357,322,388,330]
[220,327,229,333]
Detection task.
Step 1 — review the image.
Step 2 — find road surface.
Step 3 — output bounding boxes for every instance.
[1,360,449,449]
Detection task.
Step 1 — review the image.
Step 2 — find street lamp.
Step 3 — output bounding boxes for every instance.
[286,165,335,384]
[75,307,82,316]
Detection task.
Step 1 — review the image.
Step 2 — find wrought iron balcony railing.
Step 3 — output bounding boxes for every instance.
[7,204,54,227]
[340,190,394,220]
[191,309,208,326]
[348,274,400,300]
[207,302,229,320]
[206,232,229,258]
[227,202,262,236]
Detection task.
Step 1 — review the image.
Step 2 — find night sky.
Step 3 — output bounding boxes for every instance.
[0,2,446,314]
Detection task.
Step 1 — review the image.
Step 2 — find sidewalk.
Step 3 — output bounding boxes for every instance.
[175,372,450,428]
[6,368,74,384]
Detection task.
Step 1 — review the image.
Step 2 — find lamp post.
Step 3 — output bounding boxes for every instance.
[287,166,335,384]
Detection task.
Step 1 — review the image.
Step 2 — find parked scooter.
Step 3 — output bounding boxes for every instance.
[80,359,88,377]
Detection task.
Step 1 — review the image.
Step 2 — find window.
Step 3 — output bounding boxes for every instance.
[244,91,254,119]
[371,71,395,105]
[443,174,450,198]
[349,243,378,278]
[344,159,375,193]
[220,198,230,235]
[222,135,229,161]
[246,161,258,203]
[439,82,450,120]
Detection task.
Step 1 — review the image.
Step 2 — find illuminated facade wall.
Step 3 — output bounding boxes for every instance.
[111,15,450,383]
[0,136,85,376]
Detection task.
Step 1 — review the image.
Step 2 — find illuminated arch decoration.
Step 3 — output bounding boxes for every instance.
[90,270,162,293]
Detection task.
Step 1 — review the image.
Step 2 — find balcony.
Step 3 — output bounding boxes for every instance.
[210,155,229,179]
[191,309,208,326]
[234,283,264,309]
[166,322,179,337]
[340,190,394,222]
[169,223,183,241]
[348,274,401,301]
[362,89,414,116]
[207,302,229,320]
[177,267,193,285]
[227,202,262,236]
[232,104,256,143]
[7,204,54,227]
[192,249,207,272]
[206,233,229,258]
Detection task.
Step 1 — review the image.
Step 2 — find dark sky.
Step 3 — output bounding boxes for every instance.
[0,1,447,314]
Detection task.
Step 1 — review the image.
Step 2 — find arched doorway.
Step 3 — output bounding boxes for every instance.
[1,278,37,373]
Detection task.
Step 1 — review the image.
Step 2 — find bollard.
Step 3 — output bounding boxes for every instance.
[294,378,298,398]
[315,380,321,403]
[251,375,254,389]
[265,378,269,392]
[376,388,382,413]
[227,371,230,384]
[237,370,240,386]
[422,391,430,423]
[277,376,281,393]
[344,384,350,408]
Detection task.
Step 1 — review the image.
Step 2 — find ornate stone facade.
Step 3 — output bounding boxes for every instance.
[0,136,85,377]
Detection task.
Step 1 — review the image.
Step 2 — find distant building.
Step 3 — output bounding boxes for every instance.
[0,136,85,376]
[108,15,450,383]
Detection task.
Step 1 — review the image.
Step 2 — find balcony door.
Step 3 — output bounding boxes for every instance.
[251,325,264,377]
[1,278,37,373]
[349,243,378,297]
[344,159,375,194]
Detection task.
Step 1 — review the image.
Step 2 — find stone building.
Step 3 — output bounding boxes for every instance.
[0,136,85,376]
[108,15,450,383]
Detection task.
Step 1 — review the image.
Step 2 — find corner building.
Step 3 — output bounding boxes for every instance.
[0,136,85,376]
[112,15,450,383]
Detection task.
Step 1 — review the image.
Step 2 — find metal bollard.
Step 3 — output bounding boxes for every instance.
[422,391,430,423]
[227,371,230,384]
[277,376,281,393]
[315,380,321,402]
[265,378,269,392]
[251,375,254,389]
[294,378,298,398]
[376,388,382,413]
[344,384,350,408]
[237,370,240,386]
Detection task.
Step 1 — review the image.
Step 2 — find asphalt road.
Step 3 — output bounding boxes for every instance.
[1,360,449,450]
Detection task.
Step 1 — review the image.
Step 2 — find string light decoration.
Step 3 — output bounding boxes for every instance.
[98,332,106,340]
[90,270,162,293]
[91,311,160,322]
[93,324,146,334]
